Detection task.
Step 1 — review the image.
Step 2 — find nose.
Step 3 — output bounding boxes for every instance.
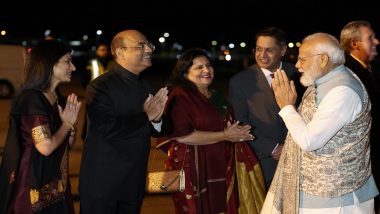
[71,62,76,71]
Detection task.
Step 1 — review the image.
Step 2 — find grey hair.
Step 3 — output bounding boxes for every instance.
[340,20,372,52]
[303,32,345,65]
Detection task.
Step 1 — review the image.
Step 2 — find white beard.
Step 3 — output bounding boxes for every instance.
[300,64,321,87]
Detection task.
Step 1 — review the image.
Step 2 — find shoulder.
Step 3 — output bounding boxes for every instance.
[230,65,258,83]
[12,89,47,115]
[169,85,189,98]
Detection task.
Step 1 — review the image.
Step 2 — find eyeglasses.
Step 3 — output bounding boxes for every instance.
[121,42,155,51]
[254,46,279,55]
[297,53,323,65]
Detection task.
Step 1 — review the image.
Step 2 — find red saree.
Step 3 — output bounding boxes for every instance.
[158,86,265,214]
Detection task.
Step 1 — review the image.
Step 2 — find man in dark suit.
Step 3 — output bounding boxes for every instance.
[228,27,305,187]
[340,20,380,212]
[79,29,168,214]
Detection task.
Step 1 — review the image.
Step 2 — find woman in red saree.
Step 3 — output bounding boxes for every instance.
[157,48,266,214]
[0,40,81,214]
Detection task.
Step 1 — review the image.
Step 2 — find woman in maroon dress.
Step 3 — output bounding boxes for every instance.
[158,48,266,214]
[0,40,81,214]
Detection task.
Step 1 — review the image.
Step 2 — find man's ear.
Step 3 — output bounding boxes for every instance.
[351,40,360,50]
[280,45,287,57]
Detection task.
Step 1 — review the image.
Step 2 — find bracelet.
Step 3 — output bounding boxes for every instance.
[63,120,74,131]
[70,130,76,136]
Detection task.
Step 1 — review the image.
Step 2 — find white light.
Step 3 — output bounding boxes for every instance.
[288,42,294,48]
[83,35,89,40]
[159,37,165,43]
[44,30,52,37]
[228,43,235,49]
[69,41,82,46]
[225,54,232,61]
[163,32,169,37]
[240,42,246,48]
[211,41,218,46]
[91,60,100,79]
[96,30,102,35]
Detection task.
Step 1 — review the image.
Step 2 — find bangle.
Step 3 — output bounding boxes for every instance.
[70,131,76,137]
[63,120,74,131]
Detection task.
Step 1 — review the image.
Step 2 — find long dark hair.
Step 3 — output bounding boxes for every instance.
[167,48,212,91]
[20,40,72,93]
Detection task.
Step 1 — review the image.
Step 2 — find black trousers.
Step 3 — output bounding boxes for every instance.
[80,196,142,214]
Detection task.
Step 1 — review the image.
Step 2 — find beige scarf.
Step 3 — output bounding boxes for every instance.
[268,86,317,214]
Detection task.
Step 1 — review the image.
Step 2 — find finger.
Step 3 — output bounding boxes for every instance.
[290,80,297,96]
[58,105,63,115]
[145,94,153,103]
[280,69,289,83]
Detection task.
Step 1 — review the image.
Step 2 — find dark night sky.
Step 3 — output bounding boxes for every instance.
[1,0,379,49]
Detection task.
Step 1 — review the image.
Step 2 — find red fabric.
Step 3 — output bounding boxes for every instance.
[159,86,238,214]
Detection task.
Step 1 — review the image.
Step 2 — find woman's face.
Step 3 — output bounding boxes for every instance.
[186,56,214,89]
[52,53,76,84]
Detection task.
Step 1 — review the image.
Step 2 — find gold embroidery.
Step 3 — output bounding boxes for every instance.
[32,124,51,145]
[58,180,63,192]
[30,189,39,205]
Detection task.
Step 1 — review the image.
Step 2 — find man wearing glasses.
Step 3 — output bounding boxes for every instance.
[79,29,168,214]
[228,27,305,189]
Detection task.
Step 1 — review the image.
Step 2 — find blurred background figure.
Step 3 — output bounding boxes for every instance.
[82,43,113,88]
[340,20,380,212]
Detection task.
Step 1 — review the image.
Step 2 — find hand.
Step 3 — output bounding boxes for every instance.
[271,143,284,160]
[224,121,255,142]
[59,93,81,127]
[144,87,168,121]
[272,69,297,109]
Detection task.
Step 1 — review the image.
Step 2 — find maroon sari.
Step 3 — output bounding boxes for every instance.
[0,89,74,214]
[157,86,238,214]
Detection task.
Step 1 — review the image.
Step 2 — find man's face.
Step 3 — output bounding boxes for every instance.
[118,31,154,74]
[357,26,379,62]
[96,45,109,58]
[255,36,286,72]
[296,43,324,87]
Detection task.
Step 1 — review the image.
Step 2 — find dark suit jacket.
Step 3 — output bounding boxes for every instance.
[79,63,156,204]
[228,62,304,184]
[345,53,380,184]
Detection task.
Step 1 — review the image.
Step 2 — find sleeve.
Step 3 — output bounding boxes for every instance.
[86,81,150,142]
[279,86,362,151]
[168,93,194,138]
[21,115,51,145]
[228,78,250,124]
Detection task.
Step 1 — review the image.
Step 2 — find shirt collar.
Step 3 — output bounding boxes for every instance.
[350,53,369,69]
[261,61,283,76]
[315,64,346,87]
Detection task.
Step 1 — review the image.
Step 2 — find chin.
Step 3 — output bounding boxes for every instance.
[300,76,314,87]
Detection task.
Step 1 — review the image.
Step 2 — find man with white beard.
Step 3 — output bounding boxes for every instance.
[261,32,378,214]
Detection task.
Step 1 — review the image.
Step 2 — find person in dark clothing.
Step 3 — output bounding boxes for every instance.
[0,39,81,214]
[78,29,168,214]
[340,20,380,212]
[228,27,305,187]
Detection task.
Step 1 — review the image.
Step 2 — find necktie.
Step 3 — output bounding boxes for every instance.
[270,73,274,78]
